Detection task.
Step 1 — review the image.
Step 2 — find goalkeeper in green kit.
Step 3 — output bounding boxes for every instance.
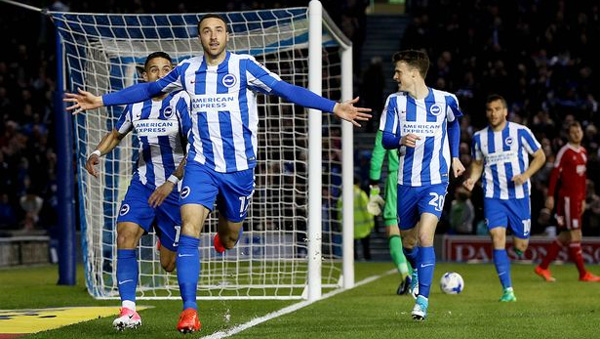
[368,130,413,295]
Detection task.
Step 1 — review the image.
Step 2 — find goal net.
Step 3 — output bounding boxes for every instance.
[51,3,353,299]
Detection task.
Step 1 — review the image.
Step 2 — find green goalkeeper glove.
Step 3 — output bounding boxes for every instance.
[367,185,385,216]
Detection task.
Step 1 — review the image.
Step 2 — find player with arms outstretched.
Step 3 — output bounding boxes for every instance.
[463,94,546,302]
[367,126,412,295]
[535,121,600,282]
[380,50,465,320]
[84,52,190,330]
[65,14,371,333]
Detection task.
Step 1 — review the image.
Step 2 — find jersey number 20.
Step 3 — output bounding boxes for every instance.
[428,192,445,212]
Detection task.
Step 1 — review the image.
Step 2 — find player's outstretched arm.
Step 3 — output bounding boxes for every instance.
[148,158,186,208]
[86,129,125,178]
[270,81,371,126]
[64,81,166,114]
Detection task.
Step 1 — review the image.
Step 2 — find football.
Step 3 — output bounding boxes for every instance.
[440,272,464,294]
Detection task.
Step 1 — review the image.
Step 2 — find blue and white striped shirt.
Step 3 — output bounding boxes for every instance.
[472,121,541,199]
[115,91,191,189]
[155,52,281,173]
[379,88,462,187]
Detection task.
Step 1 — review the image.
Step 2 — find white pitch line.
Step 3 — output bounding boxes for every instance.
[200,269,396,339]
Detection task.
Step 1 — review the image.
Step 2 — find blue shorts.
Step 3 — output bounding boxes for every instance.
[397,183,448,230]
[180,162,254,223]
[484,197,531,239]
[117,179,181,251]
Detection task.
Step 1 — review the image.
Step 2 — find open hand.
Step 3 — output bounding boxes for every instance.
[64,88,103,114]
[333,97,372,127]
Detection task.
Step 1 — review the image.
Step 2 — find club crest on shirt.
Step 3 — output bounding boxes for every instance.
[163,106,174,119]
[504,137,513,146]
[180,186,191,199]
[119,204,130,216]
[429,104,442,116]
[222,73,237,88]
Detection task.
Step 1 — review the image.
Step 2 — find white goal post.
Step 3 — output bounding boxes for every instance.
[51,0,354,300]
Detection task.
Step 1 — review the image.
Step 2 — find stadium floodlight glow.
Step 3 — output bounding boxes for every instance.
[50,0,354,300]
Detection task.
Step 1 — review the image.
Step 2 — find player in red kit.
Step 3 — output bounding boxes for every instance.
[535,122,600,282]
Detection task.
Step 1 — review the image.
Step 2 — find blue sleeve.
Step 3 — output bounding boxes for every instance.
[103,64,184,106]
[114,105,133,135]
[176,97,192,138]
[445,94,463,121]
[382,131,401,149]
[447,118,460,158]
[103,82,163,106]
[271,81,337,113]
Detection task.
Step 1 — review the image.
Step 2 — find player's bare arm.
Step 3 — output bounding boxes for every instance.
[148,158,187,208]
[64,88,104,114]
[332,96,372,127]
[512,149,546,186]
[463,159,483,191]
[86,129,125,178]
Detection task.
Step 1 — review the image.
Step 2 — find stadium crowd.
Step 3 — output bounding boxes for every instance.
[1,0,600,239]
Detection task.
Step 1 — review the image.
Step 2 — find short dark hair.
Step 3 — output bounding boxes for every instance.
[197,14,229,33]
[144,51,172,71]
[569,121,582,130]
[486,94,507,108]
[392,50,430,78]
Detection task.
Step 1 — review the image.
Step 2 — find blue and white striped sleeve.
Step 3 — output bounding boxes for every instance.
[445,93,463,121]
[175,93,192,138]
[519,126,541,155]
[114,105,133,135]
[245,56,281,94]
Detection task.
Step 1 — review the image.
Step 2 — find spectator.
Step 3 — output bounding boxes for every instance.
[19,189,43,231]
[337,177,374,261]
[0,193,17,229]
[449,186,475,235]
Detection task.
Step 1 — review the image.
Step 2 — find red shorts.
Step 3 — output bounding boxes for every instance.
[556,196,583,230]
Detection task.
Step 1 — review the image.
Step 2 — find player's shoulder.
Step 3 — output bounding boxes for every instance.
[431,88,458,102]
[385,91,407,104]
[473,126,489,137]
[171,89,191,104]
[509,121,534,134]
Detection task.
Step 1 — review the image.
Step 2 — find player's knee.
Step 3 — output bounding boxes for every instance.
[162,259,176,272]
[222,236,237,250]
[116,233,137,248]
[514,242,528,252]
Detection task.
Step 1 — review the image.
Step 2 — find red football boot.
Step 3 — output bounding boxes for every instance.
[177,308,201,333]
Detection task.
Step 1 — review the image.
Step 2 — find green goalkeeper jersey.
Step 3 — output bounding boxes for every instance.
[369,130,399,226]
[369,130,399,180]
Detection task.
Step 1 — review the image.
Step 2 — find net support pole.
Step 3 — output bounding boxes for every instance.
[307,0,323,302]
[340,47,355,289]
[55,26,77,285]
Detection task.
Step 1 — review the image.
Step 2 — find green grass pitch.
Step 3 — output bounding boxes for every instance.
[1,262,599,338]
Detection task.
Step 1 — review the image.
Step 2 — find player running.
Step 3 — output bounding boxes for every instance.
[84,52,190,330]
[463,94,546,302]
[367,126,412,295]
[379,50,465,320]
[535,121,600,282]
[65,14,371,333]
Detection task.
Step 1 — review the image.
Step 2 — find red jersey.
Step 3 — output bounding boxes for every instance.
[548,144,587,200]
